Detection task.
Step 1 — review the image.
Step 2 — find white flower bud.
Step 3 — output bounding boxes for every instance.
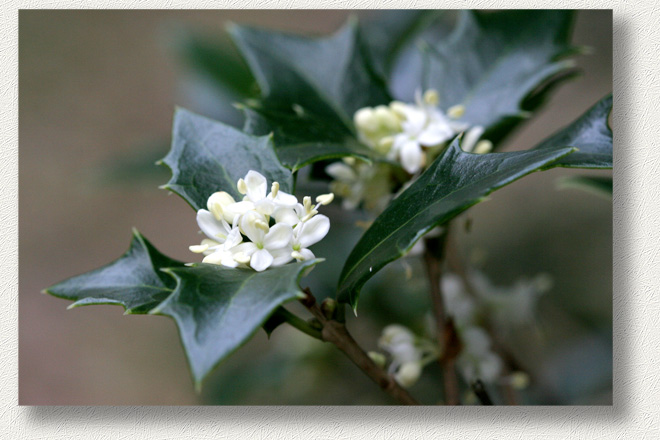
[474,140,493,155]
[394,362,422,388]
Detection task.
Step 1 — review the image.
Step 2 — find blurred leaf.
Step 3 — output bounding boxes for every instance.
[337,139,575,310]
[229,20,395,170]
[151,260,320,386]
[160,107,293,210]
[172,28,257,98]
[241,104,377,171]
[44,230,184,315]
[557,176,613,198]
[361,10,441,77]
[535,94,613,169]
[425,10,576,134]
[229,20,391,125]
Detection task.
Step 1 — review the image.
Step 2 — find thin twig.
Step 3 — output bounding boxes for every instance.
[299,288,419,405]
[424,232,461,405]
[471,380,494,405]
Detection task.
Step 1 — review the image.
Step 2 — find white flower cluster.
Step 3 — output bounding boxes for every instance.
[442,271,551,384]
[190,170,333,272]
[326,89,493,212]
[376,324,439,388]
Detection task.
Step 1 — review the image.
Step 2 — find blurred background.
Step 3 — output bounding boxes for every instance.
[19,10,612,405]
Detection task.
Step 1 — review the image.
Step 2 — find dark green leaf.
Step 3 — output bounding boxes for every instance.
[241,104,377,171]
[534,94,613,169]
[160,107,293,210]
[229,20,391,125]
[557,176,613,198]
[361,10,441,78]
[44,230,184,314]
[337,139,576,311]
[425,10,576,133]
[172,28,257,98]
[150,260,320,386]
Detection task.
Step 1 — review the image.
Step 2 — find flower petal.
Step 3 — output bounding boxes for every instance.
[417,124,453,146]
[270,247,294,266]
[273,206,301,226]
[250,249,274,272]
[272,190,298,207]
[263,223,293,250]
[197,209,229,242]
[222,200,255,223]
[461,126,485,153]
[326,162,357,182]
[245,170,267,202]
[298,214,330,249]
[399,140,423,174]
[296,248,315,261]
[240,210,267,244]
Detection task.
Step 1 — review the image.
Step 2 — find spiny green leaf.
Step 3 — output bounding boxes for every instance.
[534,94,613,169]
[160,107,293,210]
[229,19,391,125]
[150,260,320,386]
[229,19,393,170]
[337,140,576,311]
[424,10,576,135]
[241,104,377,171]
[44,230,184,315]
[361,10,442,78]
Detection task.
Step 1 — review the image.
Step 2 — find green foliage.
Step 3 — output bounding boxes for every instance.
[151,260,320,386]
[44,230,183,314]
[159,107,293,210]
[535,94,613,169]
[424,10,576,141]
[337,140,576,310]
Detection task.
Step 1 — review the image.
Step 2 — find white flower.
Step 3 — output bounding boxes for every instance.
[190,170,333,271]
[238,170,297,216]
[388,90,469,174]
[234,210,294,272]
[291,214,330,262]
[326,159,393,212]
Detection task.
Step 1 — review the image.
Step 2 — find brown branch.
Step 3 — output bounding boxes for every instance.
[424,232,461,405]
[300,288,419,405]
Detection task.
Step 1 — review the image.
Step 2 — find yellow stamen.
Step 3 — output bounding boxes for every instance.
[255,220,269,232]
[423,89,439,106]
[447,104,466,119]
[271,181,279,198]
[291,251,304,261]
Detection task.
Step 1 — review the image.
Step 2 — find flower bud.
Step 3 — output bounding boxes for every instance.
[394,362,422,388]
[423,89,439,106]
[447,104,466,119]
[321,298,337,320]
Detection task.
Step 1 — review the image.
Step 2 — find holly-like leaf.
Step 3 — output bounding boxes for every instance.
[337,140,576,311]
[424,10,577,136]
[160,108,293,210]
[241,104,377,171]
[229,19,394,170]
[361,10,442,78]
[534,94,613,169]
[229,19,391,126]
[150,260,320,386]
[44,230,184,315]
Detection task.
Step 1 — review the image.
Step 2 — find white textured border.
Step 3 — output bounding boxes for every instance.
[5,1,659,439]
